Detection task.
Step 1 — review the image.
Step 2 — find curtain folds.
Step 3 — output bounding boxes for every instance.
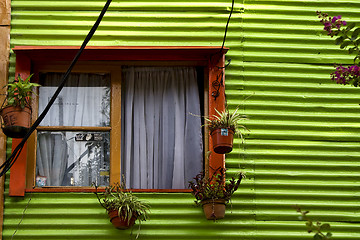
[121,67,203,189]
[37,132,68,186]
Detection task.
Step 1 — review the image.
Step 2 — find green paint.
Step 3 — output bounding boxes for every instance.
[5,0,360,239]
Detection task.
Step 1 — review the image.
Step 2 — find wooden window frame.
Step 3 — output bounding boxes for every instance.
[10,46,228,196]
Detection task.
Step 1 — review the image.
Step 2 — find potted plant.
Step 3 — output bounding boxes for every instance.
[94,183,150,231]
[188,167,245,220]
[205,106,247,154]
[0,74,40,138]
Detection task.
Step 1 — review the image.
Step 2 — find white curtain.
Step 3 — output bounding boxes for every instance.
[36,73,110,186]
[38,73,110,127]
[121,67,203,189]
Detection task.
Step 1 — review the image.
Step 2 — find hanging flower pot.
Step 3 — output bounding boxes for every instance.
[0,74,40,138]
[108,209,137,230]
[94,183,150,233]
[0,105,31,138]
[201,199,226,220]
[204,107,248,154]
[211,128,234,154]
[189,168,245,221]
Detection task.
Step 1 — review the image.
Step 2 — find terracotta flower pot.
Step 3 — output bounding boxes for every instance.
[0,105,31,138]
[201,199,226,220]
[108,210,137,230]
[210,128,234,154]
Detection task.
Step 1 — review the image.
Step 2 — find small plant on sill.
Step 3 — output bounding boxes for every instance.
[94,182,150,237]
[294,205,333,240]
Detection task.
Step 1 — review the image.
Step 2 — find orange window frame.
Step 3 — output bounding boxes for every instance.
[10,46,228,196]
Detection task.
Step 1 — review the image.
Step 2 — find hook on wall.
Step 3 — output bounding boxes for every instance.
[211,59,231,101]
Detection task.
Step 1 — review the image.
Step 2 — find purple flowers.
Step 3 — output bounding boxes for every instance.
[188,167,244,205]
[331,65,360,86]
[317,11,360,87]
[317,11,347,37]
[332,15,347,30]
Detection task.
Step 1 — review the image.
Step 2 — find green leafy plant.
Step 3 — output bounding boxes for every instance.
[94,183,150,224]
[188,167,245,205]
[316,11,360,87]
[294,205,333,240]
[205,106,247,134]
[4,74,40,109]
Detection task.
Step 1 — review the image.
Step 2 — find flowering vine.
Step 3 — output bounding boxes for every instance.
[317,11,360,87]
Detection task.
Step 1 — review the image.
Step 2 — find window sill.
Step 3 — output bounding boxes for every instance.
[26,187,192,193]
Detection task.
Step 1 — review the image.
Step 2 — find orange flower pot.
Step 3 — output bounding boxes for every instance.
[210,128,234,154]
[201,199,226,220]
[0,105,31,138]
[108,210,137,230]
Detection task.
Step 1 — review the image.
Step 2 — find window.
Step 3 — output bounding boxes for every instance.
[36,72,111,187]
[10,46,227,196]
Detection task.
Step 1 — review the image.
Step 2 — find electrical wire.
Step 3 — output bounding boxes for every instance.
[211,0,235,100]
[0,0,112,177]
[220,0,235,53]
[11,192,33,240]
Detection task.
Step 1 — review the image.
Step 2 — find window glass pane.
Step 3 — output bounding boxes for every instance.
[36,131,110,187]
[38,73,110,127]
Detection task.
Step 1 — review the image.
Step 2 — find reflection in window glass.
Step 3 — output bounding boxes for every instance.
[38,73,110,127]
[36,131,110,187]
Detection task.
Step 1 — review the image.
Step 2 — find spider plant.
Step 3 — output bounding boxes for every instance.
[205,106,248,134]
[94,183,150,225]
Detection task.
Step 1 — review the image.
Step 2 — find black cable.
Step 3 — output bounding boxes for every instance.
[218,0,234,68]
[0,0,112,177]
[220,0,235,52]
[211,0,235,100]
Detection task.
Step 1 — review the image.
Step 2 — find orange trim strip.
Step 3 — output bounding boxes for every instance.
[13,45,228,51]
[9,53,31,197]
[9,139,28,196]
[13,46,228,62]
[208,54,226,178]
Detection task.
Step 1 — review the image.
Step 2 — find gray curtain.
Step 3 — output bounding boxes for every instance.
[37,132,68,186]
[121,67,203,189]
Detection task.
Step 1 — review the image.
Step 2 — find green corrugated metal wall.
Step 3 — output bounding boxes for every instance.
[4,0,360,239]
[243,1,360,239]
